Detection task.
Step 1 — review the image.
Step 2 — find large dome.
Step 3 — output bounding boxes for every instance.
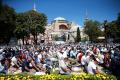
[54,17,66,21]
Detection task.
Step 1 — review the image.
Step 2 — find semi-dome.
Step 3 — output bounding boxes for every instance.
[54,17,66,21]
[70,22,82,31]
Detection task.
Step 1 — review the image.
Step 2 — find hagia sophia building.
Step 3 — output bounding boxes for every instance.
[17,4,88,45]
[44,17,87,44]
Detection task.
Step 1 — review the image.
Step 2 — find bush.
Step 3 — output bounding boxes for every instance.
[0,73,117,80]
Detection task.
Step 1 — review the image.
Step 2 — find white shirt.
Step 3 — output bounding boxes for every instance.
[81,55,86,65]
[38,54,42,59]
[11,56,17,66]
[70,50,74,57]
[0,54,3,61]
[98,54,104,64]
[0,62,4,72]
[57,51,64,60]
[86,56,90,64]
[111,50,114,58]
[97,48,100,54]
[0,49,3,53]
[87,61,97,74]
[63,51,68,58]
[59,60,67,74]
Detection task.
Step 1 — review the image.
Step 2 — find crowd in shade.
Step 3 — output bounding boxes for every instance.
[0,43,120,76]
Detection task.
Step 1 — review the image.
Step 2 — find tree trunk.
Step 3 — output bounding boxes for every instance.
[25,39,28,45]
[33,33,37,45]
[35,33,37,45]
[33,34,36,45]
[89,36,93,43]
[22,37,24,45]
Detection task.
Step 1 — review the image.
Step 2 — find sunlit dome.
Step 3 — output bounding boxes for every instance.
[54,17,66,21]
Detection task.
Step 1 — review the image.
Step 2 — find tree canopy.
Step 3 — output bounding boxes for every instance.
[106,13,120,43]
[14,10,47,45]
[84,20,102,42]
[25,10,47,36]
[0,3,16,44]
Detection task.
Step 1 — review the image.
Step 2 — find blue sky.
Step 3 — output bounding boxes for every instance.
[3,0,120,26]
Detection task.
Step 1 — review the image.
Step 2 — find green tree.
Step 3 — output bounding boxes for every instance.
[107,21,117,38]
[14,13,29,45]
[84,20,101,43]
[0,3,16,44]
[116,13,120,40]
[14,10,47,45]
[105,13,120,43]
[0,1,2,13]
[75,27,81,43]
[24,10,47,44]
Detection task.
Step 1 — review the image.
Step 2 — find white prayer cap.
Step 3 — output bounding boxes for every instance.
[103,48,108,52]
[2,52,5,54]
[25,50,29,54]
[86,50,90,53]
[0,49,3,53]
[35,52,39,55]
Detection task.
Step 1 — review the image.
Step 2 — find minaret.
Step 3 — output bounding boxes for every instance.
[84,9,89,27]
[85,9,88,21]
[33,3,36,11]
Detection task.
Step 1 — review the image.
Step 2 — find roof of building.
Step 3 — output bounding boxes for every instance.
[54,17,66,21]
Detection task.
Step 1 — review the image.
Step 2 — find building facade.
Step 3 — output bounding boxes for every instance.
[44,17,87,44]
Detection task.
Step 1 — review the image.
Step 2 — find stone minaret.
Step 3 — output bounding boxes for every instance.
[85,9,88,21]
[33,3,36,11]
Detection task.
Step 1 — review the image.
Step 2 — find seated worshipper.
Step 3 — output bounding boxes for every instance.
[0,60,4,73]
[87,55,99,74]
[97,52,104,66]
[76,50,83,63]
[103,52,111,68]
[0,51,4,61]
[34,51,46,72]
[39,50,46,64]
[20,53,37,73]
[1,58,11,74]
[21,57,31,72]
[57,48,67,60]
[69,47,75,58]
[28,57,42,73]
[93,46,97,55]
[28,48,35,61]
[44,54,52,74]
[37,50,48,72]
[11,55,19,68]
[63,48,68,58]
[7,55,22,74]
[34,51,41,64]
[59,58,71,75]
[17,54,24,67]
[81,53,88,72]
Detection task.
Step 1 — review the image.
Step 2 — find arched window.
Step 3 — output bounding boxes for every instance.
[59,24,68,30]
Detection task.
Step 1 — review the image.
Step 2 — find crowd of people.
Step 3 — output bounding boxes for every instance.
[0,43,120,76]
